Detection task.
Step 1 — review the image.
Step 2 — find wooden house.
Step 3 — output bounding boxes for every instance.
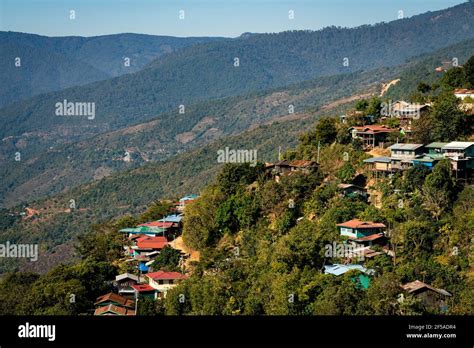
[337,219,386,245]
[350,125,397,149]
[146,271,188,297]
[94,304,136,316]
[114,273,140,298]
[94,292,134,310]
[400,280,452,312]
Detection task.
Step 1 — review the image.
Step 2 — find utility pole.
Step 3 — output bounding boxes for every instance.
[278,146,282,161]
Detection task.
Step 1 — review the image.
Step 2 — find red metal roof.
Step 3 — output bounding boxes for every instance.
[94,292,134,308]
[352,125,397,134]
[337,219,386,229]
[146,271,188,281]
[352,233,386,242]
[94,304,135,316]
[132,284,156,292]
[136,236,168,249]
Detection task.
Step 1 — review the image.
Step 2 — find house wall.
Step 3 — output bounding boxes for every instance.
[355,228,381,238]
[340,227,357,238]
[374,162,390,171]
[148,278,178,295]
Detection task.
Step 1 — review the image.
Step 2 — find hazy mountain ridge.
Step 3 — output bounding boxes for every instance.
[0,31,225,107]
[1,2,473,159]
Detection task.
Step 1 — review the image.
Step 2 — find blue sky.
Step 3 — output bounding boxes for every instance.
[0,0,467,37]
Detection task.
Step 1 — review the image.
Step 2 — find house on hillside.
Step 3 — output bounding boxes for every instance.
[442,141,474,180]
[337,184,367,200]
[400,280,452,312]
[324,264,375,289]
[388,143,424,170]
[363,156,395,174]
[411,154,443,170]
[176,195,199,212]
[119,226,166,238]
[94,304,136,316]
[425,142,448,155]
[337,219,387,247]
[132,284,158,300]
[94,293,135,313]
[339,111,376,125]
[388,101,430,118]
[453,88,474,100]
[114,273,140,299]
[146,271,188,297]
[266,159,318,182]
[350,125,397,149]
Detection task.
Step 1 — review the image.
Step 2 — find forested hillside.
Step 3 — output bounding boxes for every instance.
[1,81,472,314]
[0,31,224,107]
[2,1,474,159]
[0,66,390,207]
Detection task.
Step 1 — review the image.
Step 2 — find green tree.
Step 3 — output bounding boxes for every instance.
[429,92,469,141]
[422,159,458,220]
[463,54,474,88]
[314,117,338,145]
[440,67,466,89]
[151,246,182,272]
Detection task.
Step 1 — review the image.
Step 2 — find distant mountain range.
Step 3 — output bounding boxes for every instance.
[1,1,474,160]
[2,32,474,274]
[1,1,474,274]
[0,32,225,107]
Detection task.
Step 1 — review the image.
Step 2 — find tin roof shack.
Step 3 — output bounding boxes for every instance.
[324,264,375,289]
[425,142,448,155]
[94,292,134,308]
[400,280,452,313]
[337,184,368,201]
[386,101,430,137]
[350,125,397,149]
[266,159,318,182]
[442,142,474,180]
[94,304,136,316]
[363,156,396,176]
[176,195,199,212]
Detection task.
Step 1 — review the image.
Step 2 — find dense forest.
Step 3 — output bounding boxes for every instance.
[0,55,472,315]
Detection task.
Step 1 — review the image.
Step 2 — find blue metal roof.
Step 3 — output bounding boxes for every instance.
[180,194,199,202]
[363,157,392,163]
[139,262,149,272]
[160,214,183,223]
[324,264,374,276]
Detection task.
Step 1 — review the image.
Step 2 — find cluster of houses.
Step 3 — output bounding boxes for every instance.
[324,215,452,311]
[93,195,198,316]
[364,141,474,180]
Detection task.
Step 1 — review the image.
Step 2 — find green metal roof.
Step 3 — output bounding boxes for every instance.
[425,142,448,148]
